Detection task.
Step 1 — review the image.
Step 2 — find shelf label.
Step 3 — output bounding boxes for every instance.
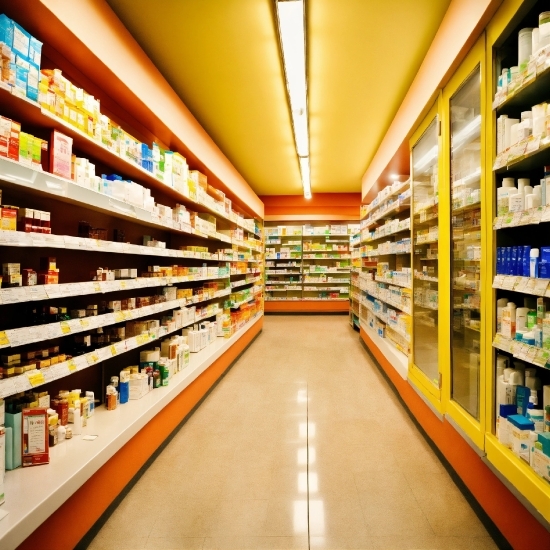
[492,275,505,288]
[542,206,550,223]
[534,349,550,367]
[114,311,125,323]
[534,279,549,296]
[0,331,10,347]
[503,276,518,291]
[67,359,77,372]
[514,277,529,293]
[525,278,538,294]
[110,344,118,357]
[86,352,100,365]
[27,370,45,387]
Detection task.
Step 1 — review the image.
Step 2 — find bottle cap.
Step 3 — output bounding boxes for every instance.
[531,249,540,258]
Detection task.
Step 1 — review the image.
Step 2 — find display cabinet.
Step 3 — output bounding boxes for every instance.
[485,0,550,523]
[409,98,445,407]
[441,36,488,450]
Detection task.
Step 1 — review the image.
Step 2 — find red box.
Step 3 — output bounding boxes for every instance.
[8,120,20,161]
[37,270,59,285]
[22,408,49,467]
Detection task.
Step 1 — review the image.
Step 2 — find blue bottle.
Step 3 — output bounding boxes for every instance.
[523,246,531,277]
[511,247,518,275]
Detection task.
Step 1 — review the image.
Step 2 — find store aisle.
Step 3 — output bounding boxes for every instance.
[87,316,498,550]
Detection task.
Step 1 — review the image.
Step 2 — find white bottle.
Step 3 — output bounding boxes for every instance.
[516,307,530,332]
[531,249,540,278]
[527,390,545,432]
[502,302,517,338]
[73,399,82,435]
[497,297,509,333]
[508,192,524,212]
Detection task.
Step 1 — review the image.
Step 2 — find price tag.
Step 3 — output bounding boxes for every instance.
[542,205,550,223]
[519,210,533,226]
[531,206,544,224]
[492,275,505,288]
[27,370,45,387]
[503,276,518,290]
[534,279,549,296]
[78,318,89,330]
[514,277,529,293]
[59,321,71,335]
[119,280,127,290]
[114,311,125,323]
[525,278,538,294]
[0,331,10,347]
[110,344,118,357]
[67,359,78,372]
[86,352,100,365]
[93,281,102,293]
[524,135,542,156]
[507,140,529,163]
[534,349,550,367]
[525,345,539,364]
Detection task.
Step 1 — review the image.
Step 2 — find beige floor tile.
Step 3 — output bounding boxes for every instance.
[309,535,379,549]
[263,498,309,537]
[205,499,269,537]
[144,535,204,549]
[234,536,309,549]
[309,496,369,538]
[152,500,219,537]
[368,535,499,549]
[87,531,148,550]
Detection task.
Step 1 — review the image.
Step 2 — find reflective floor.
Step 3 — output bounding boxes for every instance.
[88,315,498,550]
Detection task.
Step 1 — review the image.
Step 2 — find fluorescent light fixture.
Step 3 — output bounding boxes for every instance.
[276,0,311,196]
[299,156,311,198]
[390,174,400,180]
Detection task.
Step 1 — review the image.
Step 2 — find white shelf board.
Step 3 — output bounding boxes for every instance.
[0,314,263,550]
[361,321,408,380]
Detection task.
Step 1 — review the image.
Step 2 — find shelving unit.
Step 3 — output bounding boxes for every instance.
[487,0,550,520]
[359,178,412,378]
[349,231,361,329]
[264,222,357,312]
[0,7,264,548]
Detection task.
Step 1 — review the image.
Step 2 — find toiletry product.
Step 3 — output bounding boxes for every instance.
[508,414,535,461]
[528,390,545,432]
[531,249,540,278]
[72,399,81,435]
[22,408,49,466]
[502,302,516,338]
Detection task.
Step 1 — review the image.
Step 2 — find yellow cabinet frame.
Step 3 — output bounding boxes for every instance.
[442,34,487,451]
[408,95,446,414]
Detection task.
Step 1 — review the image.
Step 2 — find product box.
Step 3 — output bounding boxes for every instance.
[22,408,49,467]
[0,115,10,157]
[8,119,20,161]
[508,414,534,462]
[50,130,73,179]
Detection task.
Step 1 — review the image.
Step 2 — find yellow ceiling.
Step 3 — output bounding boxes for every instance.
[106,0,451,196]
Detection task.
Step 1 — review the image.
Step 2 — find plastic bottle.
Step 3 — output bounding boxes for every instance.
[73,399,82,435]
[497,298,509,333]
[516,307,529,332]
[531,249,540,277]
[527,390,545,432]
[523,246,532,276]
[502,302,517,338]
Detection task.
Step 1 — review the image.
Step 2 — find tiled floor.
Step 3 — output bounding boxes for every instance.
[87,315,498,550]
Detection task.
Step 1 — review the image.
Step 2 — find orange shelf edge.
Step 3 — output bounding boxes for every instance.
[265,300,349,313]
[16,317,263,550]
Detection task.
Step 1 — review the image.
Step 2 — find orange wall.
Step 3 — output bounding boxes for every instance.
[3,0,263,219]
[260,193,360,220]
[362,0,502,200]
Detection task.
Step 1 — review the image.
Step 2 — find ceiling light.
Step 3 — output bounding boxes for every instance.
[276,0,311,195]
[300,156,311,199]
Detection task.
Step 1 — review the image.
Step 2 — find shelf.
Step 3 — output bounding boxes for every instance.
[360,322,409,379]
[361,225,411,244]
[414,302,439,311]
[494,135,550,174]
[230,276,261,289]
[495,64,550,117]
[0,89,260,234]
[452,201,482,215]
[0,160,267,255]
[0,314,263,549]
[361,179,411,218]
[361,302,411,343]
[374,277,411,289]
[493,206,550,230]
[492,333,550,369]
[363,199,411,229]
[492,275,550,297]
[364,290,412,315]
[0,286,230,351]
[0,300,227,399]
[414,275,439,283]
[0,273,229,306]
